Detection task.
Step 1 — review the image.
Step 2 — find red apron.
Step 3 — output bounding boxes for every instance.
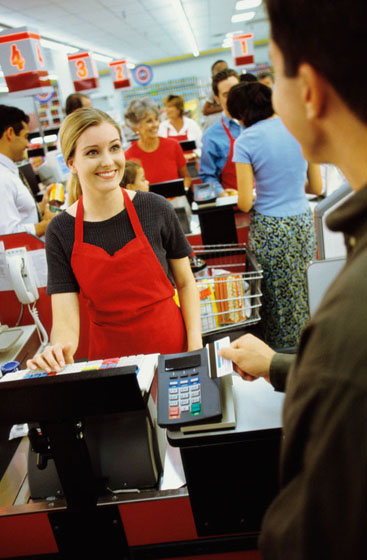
[71,188,187,360]
[168,131,188,143]
[168,129,195,159]
[220,118,238,190]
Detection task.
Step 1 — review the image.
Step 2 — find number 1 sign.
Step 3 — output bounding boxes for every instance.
[67,52,99,92]
[232,33,255,67]
[0,26,52,96]
[108,60,131,89]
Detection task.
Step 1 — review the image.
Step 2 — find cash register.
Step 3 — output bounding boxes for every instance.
[0,353,163,502]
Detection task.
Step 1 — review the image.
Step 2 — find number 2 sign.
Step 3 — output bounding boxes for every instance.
[0,26,51,95]
[108,60,131,89]
[68,52,99,92]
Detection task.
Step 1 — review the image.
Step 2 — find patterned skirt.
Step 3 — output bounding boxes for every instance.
[249,208,316,350]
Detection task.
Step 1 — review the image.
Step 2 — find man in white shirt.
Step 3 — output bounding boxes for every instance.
[0,105,54,237]
[201,60,228,132]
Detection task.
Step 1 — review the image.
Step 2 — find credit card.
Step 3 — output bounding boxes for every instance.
[208,336,233,378]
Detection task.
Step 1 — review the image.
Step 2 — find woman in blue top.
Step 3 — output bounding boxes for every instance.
[228,82,322,349]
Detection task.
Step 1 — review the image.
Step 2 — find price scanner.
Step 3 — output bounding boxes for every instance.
[193,182,217,205]
[157,339,236,431]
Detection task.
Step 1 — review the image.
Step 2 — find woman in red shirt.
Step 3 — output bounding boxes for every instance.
[124,97,191,188]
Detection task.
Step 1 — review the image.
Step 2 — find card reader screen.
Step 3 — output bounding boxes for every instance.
[165,354,201,371]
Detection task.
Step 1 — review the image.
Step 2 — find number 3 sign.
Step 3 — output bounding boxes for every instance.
[108,60,131,89]
[0,26,52,95]
[67,52,99,92]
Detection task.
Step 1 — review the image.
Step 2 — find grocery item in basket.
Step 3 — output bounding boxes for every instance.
[244,297,252,319]
[214,274,247,325]
[197,280,219,331]
[190,256,208,279]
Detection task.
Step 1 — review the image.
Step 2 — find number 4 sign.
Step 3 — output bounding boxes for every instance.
[67,52,99,92]
[232,33,255,67]
[0,26,52,96]
[108,60,131,89]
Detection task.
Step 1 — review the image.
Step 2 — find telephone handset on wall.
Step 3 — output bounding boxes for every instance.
[6,247,39,304]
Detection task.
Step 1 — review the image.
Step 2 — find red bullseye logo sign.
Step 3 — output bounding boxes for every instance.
[34,91,54,103]
[133,64,153,86]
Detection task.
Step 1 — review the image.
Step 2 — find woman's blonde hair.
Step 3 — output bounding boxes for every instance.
[59,107,122,205]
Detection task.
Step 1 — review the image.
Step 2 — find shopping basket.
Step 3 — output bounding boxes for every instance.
[190,243,263,335]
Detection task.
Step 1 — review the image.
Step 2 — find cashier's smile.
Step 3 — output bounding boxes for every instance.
[96,170,118,179]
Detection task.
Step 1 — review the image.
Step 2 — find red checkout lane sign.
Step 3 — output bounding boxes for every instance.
[0,26,52,95]
[232,33,255,67]
[109,59,131,89]
[67,52,99,92]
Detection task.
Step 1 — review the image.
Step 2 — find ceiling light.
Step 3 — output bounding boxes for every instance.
[231,11,256,23]
[30,134,58,144]
[40,38,78,54]
[226,30,244,37]
[236,0,262,10]
[172,0,199,57]
[93,53,113,63]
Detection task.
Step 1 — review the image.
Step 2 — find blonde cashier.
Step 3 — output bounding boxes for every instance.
[27,108,202,372]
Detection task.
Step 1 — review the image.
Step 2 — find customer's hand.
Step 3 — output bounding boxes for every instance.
[34,202,56,237]
[218,334,275,383]
[218,189,237,197]
[38,185,53,215]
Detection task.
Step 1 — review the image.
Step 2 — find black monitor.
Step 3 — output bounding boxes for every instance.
[149,178,186,198]
[0,365,160,507]
[179,139,196,152]
[17,162,41,197]
[314,183,352,259]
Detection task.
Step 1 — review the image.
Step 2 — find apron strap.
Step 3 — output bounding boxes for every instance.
[121,188,144,238]
[75,195,84,243]
[221,117,235,160]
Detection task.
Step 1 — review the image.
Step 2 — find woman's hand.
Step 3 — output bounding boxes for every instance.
[27,342,75,373]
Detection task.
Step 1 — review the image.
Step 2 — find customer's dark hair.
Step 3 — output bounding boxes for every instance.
[65,93,90,116]
[265,0,366,121]
[240,73,258,83]
[257,71,273,81]
[0,105,29,138]
[212,69,239,96]
[227,82,274,128]
[211,59,227,73]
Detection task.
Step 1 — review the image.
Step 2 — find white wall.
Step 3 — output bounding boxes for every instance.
[149,44,270,83]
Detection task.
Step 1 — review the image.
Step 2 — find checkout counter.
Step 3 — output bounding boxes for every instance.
[0,192,270,559]
[0,352,284,559]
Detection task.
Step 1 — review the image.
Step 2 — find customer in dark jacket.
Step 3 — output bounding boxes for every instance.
[219,1,367,558]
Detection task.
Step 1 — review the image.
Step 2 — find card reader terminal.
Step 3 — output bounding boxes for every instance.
[157,347,222,429]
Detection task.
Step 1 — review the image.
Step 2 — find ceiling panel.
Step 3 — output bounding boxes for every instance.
[0,0,270,64]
